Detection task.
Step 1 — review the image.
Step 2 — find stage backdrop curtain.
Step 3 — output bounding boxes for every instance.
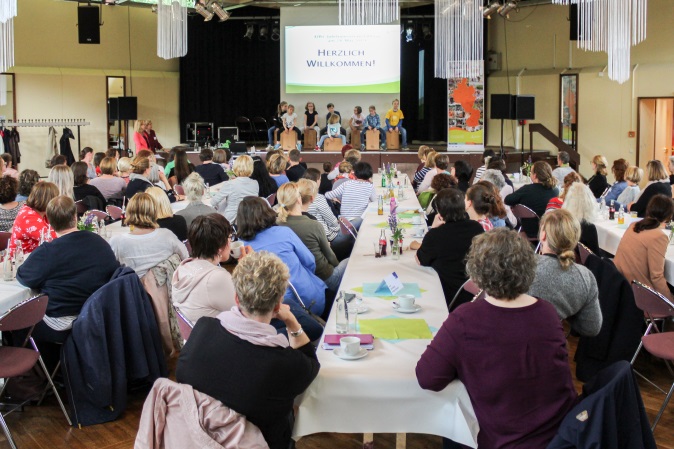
[180,14,280,142]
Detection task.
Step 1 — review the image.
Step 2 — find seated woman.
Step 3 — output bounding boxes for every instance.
[173,214,250,323]
[453,160,473,192]
[175,172,217,228]
[413,147,434,192]
[324,161,376,223]
[332,161,353,190]
[176,251,319,449]
[16,169,40,202]
[562,182,601,255]
[628,159,672,217]
[615,194,674,301]
[416,228,577,449]
[472,148,495,185]
[615,165,642,210]
[117,157,132,185]
[546,171,582,211]
[487,157,514,189]
[72,161,107,210]
[417,153,449,193]
[211,155,259,224]
[9,182,59,255]
[267,153,290,188]
[89,156,126,201]
[586,154,610,198]
[422,173,458,225]
[251,156,279,199]
[125,156,181,203]
[277,183,348,293]
[237,197,326,338]
[0,177,23,232]
[48,164,74,199]
[600,158,629,204]
[480,169,516,226]
[109,192,188,278]
[146,186,188,241]
[505,161,558,237]
[167,148,195,188]
[529,209,602,337]
[416,188,484,309]
[465,182,501,231]
[195,148,228,186]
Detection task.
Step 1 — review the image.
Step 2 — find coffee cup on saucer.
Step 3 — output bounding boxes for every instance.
[398,294,416,309]
[340,336,361,356]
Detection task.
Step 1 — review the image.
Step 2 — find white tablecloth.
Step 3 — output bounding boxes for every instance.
[0,280,37,316]
[293,175,479,447]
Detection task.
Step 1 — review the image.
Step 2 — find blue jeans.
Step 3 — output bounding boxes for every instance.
[318,134,346,148]
[271,301,324,341]
[267,126,281,145]
[386,126,407,147]
[361,128,386,146]
[323,258,349,291]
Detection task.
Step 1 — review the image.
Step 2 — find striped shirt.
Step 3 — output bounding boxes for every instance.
[414,167,431,191]
[325,179,377,219]
[308,194,340,241]
[473,165,487,184]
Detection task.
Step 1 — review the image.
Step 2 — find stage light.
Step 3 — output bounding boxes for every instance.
[271,24,280,42]
[244,23,255,40]
[422,24,432,40]
[194,1,214,21]
[498,1,517,18]
[208,1,230,22]
[482,1,501,19]
[405,26,414,43]
[259,24,269,41]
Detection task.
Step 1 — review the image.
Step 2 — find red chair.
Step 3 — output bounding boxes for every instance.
[88,209,109,222]
[107,205,124,221]
[173,185,185,196]
[0,295,72,449]
[576,242,594,265]
[448,279,485,312]
[75,200,88,216]
[266,193,276,207]
[0,231,11,252]
[511,204,541,253]
[338,217,358,240]
[630,280,674,430]
[173,306,194,342]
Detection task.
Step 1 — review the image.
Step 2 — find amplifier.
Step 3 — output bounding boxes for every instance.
[218,126,239,144]
[230,142,248,154]
[186,122,214,143]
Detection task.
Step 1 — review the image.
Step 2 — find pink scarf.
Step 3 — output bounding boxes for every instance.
[217,306,289,348]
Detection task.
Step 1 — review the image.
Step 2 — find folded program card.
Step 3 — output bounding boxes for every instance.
[375,272,404,295]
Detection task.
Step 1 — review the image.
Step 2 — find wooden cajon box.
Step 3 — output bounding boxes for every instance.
[386,130,400,150]
[365,129,380,151]
[350,129,361,148]
[280,130,297,150]
[304,128,317,149]
[324,137,343,151]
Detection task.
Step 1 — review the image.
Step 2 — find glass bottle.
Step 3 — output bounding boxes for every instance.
[379,229,387,256]
[618,205,625,225]
[381,173,386,187]
[398,182,404,199]
[335,291,348,334]
[609,200,615,220]
[391,239,400,260]
[3,253,13,281]
[377,195,383,215]
[14,241,23,268]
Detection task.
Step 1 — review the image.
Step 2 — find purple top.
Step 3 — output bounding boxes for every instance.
[416,298,577,449]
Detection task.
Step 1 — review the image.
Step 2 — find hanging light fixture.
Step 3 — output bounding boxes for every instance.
[551,0,647,83]
[0,0,16,24]
[434,0,483,79]
[0,0,16,75]
[243,23,254,40]
[482,1,501,18]
[422,24,432,41]
[404,23,415,43]
[271,23,280,42]
[498,0,517,17]
[339,0,399,25]
[208,1,230,22]
[259,24,269,41]
[194,1,214,21]
[157,0,189,59]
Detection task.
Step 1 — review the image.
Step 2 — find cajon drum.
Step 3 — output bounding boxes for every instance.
[304,128,317,149]
[350,129,361,148]
[386,130,400,150]
[324,137,343,151]
[365,129,380,151]
[280,130,297,150]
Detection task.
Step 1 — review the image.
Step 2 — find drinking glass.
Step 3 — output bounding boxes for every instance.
[374,242,381,258]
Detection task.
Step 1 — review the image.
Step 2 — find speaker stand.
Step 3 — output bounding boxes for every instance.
[520,122,525,167]
[499,119,506,159]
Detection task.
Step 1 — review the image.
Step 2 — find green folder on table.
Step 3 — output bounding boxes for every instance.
[359,318,433,340]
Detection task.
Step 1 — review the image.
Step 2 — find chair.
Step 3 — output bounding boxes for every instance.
[235,116,256,142]
[75,200,88,216]
[88,209,109,222]
[0,295,72,449]
[173,185,185,196]
[304,128,317,149]
[183,239,192,256]
[266,193,276,207]
[338,217,358,239]
[629,281,674,430]
[350,129,361,148]
[365,129,380,150]
[106,205,124,221]
[252,116,268,144]
[280,130,297,150]
[324,137,342,151]
[577,242,594,265]
[386,130,400,150]
[447,279,485,312]
[173,305,194,342]
[511,204,541,252]
[0,231,11,252]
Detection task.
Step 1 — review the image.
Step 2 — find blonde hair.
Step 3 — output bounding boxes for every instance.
[133,120,145,133]
[183,172,205,202]
[625,166,643,184]
[268,154,288,175]
[125,192,158,229]
[145,186,173,219]
[118,157,132,174]
[328,113,340,124]
[532,161,556,189]
[425,150,438,169]
[560,171,583,200]
[297,178,317,206]
[344,149,361,161]
[100,157,118,175]
[562,182,597,223]
[646,160,668,182]
[48,165,74,199]
[338,161,352,174]
[233,155,253,177]
[539,209,580,270]
[276,182,301,223]
[592,155,608,176]
[232,251,290,316]
[130,156,151,175]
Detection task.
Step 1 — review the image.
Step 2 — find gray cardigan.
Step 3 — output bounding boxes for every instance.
[210,177,259,223]
[176,202,217,228]
[528,254,602,337]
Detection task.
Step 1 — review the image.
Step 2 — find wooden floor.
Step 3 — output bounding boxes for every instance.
[1,336,673,449]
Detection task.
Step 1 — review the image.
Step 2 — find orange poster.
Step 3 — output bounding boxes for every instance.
[448,76,484,147]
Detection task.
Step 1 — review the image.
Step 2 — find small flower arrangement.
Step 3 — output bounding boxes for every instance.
[77,212,97,232]
[667,222,674,245]
[521,156,533,178]
[388,213,404,242]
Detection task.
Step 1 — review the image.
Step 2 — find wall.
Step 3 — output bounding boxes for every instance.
[486,0,674,179]
[10,0,180,175]
[280,6,400,130]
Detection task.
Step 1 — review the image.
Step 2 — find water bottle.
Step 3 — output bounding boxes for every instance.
[335,291,348,334]
[377,195,383,215]
[3,253,13,281]
[205,182,211,199]
[398,182,404,199]
[14,241,23,268]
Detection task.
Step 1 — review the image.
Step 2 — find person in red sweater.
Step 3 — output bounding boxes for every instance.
[416,228,577,449]
[8,182,59,255]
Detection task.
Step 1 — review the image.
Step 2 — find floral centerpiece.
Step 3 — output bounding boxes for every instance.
[388,211,404,255]
[78,212,97,232]
[521,155,533,178]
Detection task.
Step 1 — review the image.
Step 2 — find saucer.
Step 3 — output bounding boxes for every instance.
[393,304,422,314]
[333,347,369,360]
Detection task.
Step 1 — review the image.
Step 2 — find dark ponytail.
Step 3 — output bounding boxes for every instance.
[634,194,674,233]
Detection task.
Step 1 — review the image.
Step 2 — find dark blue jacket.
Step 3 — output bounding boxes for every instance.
[61,267,167,426]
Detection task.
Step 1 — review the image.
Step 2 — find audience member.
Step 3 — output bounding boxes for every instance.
[49,154,67,168]
[628,159,672,217]
[176,251,320,449]
[417,153,449,193]
[9,182,59,255]
[546,171,583,211]
[487,157,514,189]
[286,149,306,182]
[212,148,231,172]
[195,148,228,186]
[16,169,40,202]
[480,168,516,226]
[146,186,188,241]
[324,161,376,224]
[117,157,132,185]
[319,162,333,195]
[412,146,433,191]
[175,172,217,228]
[72,161,106,209]
[416,228,577,449]
[529,209,602,336]
[80,147,97,179]
[587,155,610,198]
[475,181,508,228]
[93,152,105,176]
[89,156,126,201]
[48,164,74,199]
[332,161,353,190]
[0,177,23,231]
[465,183,499,231]
[505,161,558,236]
[422,173,458,223]
[251,156,279,199]
[326,148,361,181]
[615,165,643,210]
[472,149,495,185]
[453,160,473,192]
[562,182,601,255]
[601,158,629,204]
[551,151,576,187]
[1,153,18,179]
[268,153,290,188]
[211,155,259,223]
[167,148,195,187]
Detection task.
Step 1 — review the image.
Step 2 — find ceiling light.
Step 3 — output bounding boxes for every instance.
[208,1,230,22]
[271,24,280,42]
[194,1,214,21]
[498,1,517,18]
[244,23,254,40]
[482,1,501,19]
[405,26,414,43]
[259,24,268,41]
[422,24,432,40]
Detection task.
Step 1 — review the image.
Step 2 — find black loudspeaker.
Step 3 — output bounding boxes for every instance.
[230,142,248,154]
[570,4,578,41]
[78,6,100,44]
[490,94,514,120]
[117,97,137,121]
[514,96,535,120]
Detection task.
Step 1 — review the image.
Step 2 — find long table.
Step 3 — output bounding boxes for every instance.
[292,175,479,447]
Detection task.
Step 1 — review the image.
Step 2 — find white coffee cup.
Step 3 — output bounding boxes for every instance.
[398,294,416,309]
[230,241,244,259]
[340,336,361,356]
[412,215,422,225]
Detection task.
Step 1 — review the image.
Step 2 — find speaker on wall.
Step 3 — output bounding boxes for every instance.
[514,95,535,120]
[78,5,100,44]
[117,97,137,121]
[490,94,514,120]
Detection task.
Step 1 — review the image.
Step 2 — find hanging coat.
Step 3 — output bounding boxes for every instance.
[59,127,75,165]
[47,126,58,166]
[9,127,20,165]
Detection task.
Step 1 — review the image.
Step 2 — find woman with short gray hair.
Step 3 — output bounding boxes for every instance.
[175,172,216,228]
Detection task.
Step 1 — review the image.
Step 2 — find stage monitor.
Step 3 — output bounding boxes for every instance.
[514,95,535,120]
[490,94,514,120]
[284,25,400,94]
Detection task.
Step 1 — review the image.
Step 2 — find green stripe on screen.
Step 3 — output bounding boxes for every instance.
[286,81,400,94]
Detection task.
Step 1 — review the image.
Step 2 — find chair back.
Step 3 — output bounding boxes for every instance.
[174,185,185,196]
[106,205,124,220]
[631,281,674,320]
[511,204,539,220]
[174,306,194,341]
[287,281,307,309]
[448,279,485,311]
[577,242,594,265]
[89,209,109,222]
[0,294,48,332]
[463,279,482,297]
[183,239,192,256]
[252,116,268,133]
[0,231,11,252]
[338,217,358,239]
[266,193,276,207]
[75,200,88,216]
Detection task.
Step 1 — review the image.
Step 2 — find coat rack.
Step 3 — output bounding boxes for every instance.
[0,119,91,152]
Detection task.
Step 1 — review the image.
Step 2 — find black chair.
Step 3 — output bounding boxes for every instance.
[252,116,268,144]
[235,116,256,143]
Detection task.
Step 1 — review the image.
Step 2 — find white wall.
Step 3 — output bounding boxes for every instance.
[280,6,400,129]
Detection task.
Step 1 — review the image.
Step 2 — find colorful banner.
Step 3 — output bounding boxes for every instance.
[447,75,484,149]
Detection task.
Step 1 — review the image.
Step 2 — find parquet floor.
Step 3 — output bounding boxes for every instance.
[1,335,673,449]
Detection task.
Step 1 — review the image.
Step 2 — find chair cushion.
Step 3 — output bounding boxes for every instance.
[0,346,39,378]
[642,333,674,361]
